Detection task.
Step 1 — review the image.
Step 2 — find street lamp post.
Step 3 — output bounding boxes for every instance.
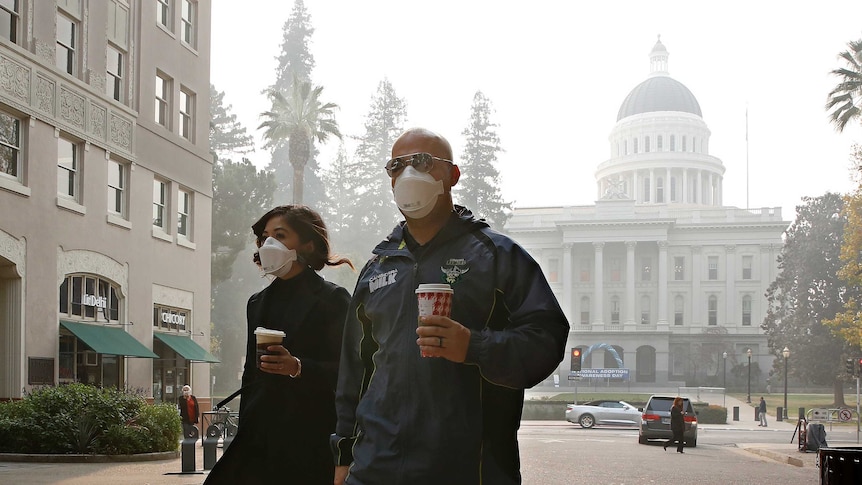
[782,347,790,421]
[722,351,728,408]
[746,348,752,404]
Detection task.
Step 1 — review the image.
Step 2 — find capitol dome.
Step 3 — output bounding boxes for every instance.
[616,37,702,121]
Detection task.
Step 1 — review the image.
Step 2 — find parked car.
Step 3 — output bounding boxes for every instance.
[565,400,642,429]
[638,395,698,447]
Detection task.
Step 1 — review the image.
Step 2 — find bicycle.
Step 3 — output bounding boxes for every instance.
[205,406,239,439]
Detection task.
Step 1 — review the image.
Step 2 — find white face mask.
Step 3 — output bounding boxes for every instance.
[392,166,444,219]
[256,237,297,277]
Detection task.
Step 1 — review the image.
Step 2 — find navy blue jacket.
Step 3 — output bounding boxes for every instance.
[332,207,569,485]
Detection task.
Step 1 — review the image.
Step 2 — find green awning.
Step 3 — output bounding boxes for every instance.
[60,320,159,358]
[155,332,219,363]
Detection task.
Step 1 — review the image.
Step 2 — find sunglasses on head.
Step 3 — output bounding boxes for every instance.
[384,152,452,177]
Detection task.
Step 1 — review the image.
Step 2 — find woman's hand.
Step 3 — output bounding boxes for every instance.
[259,345,300,376]
[334,465,349,485]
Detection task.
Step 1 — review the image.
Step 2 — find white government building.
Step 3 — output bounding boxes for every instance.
[506,39,788,389]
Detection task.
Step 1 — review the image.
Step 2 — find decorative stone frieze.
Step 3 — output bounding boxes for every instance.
[89,104,106,139]
[0,229,25,275]
[59,86,85,129]
[0,55,30,103]
[109,113,132,150]
[57,247,128,294]
[34,75,55,115]
[35,40,54,64]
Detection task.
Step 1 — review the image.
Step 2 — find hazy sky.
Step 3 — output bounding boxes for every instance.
[211,1,862,220]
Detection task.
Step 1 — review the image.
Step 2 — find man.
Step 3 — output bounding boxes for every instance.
[178,385,200,438]
[331,128,569,485]
[758,396,768,427]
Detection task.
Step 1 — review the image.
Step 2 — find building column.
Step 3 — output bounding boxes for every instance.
[632,170,638,202]
[725,244,736,325]
[665,167,671,203]
[649,168,656,203]
[691,245,702,325]
[708,172,714,205]
[625,241,636,324]
[682,168,688,203]
[593,242,604,325]
[658,241,669,325]
[562,243,573,321]
[696,170,703,205]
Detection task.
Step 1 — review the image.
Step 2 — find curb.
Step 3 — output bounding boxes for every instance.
[0,450,179,463]
[740,446,807,467]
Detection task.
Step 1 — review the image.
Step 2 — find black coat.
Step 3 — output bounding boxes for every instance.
[670,405,685,434]
[205,268,350,485]
[178,395,199,424]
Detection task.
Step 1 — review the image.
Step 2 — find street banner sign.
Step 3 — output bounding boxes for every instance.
[570,368,630,379]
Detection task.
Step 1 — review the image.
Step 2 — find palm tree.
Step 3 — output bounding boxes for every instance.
[826,38,862,133]
[259,76,341,204]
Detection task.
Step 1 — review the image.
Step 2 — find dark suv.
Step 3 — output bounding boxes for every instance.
[638,395,698,447]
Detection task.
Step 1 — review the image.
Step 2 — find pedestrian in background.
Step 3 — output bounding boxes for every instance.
[663,396,686,453]
[205,205,353,485]
[177,385,199,439]
[758,396,768,427]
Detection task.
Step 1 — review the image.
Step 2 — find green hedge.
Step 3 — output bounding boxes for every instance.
[693,403,727,424]
[0,383,181,454]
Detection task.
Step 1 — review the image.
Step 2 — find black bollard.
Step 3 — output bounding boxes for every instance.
[754,407,759,422]
[203,425,220,470]
[181,426,199,473]
[732,406,739,421]
[777,406,783,422]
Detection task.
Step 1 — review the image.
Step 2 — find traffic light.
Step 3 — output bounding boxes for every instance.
[846,358,856,376]
[571,348,582,372]
[858,358,862,377]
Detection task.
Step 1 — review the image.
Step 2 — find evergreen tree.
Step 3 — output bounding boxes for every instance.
[265,0,327,209]
[321,144,362,291]
[209,85,255,162]
[762,193,859,406]
[826,37,862,133]
[456,91,511,231]
[343,79,408,257]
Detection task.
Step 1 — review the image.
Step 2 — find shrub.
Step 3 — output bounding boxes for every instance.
[0,383,181,454]
[694,403,727,424]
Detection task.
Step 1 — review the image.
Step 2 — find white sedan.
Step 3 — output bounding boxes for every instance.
[565,400,642,429]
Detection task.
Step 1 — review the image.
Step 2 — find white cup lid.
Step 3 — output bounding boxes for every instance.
[415,283,453,294]
[253,327,286,337]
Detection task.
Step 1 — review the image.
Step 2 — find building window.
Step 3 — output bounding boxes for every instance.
[56,12,77,75]
[57,137,79,200]
[670,177,677,202]
[610,258,621,282]
[641,257,651,281]
[633,137,638,154]
[644,136,650,153]
[674,295,684,325]
[180,0,195,47]
[153,179,167,230]
[153,304,189,333]
[177,188,191,238]
[580,258,590,282]
[0,0,19,43]
[624,140,627,155]
[59,274,120,322]
[708,295,718,325]
[611,296,620,325]
[656,177,664,203]
[580,296,590,325]
[742,295,752,326]
[155,72,170,127]
[742,255,753,280]
[708,256,718,280]
[692,137,697,153]
[157,0,171,30]
[640,295,650,324]
[547,257,559,283]
[179,87,194,140]
[670,134,676,151]
[107,159,126,216]
[674,256,684,281]
[643,177,650,202]
[657,135,663,151]
[682,135,687,152]
[0,110,21,180]
[106,45,123,102]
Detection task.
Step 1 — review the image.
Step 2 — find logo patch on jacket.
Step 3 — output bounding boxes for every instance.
[441,259,469,285]
[369,269,397,293]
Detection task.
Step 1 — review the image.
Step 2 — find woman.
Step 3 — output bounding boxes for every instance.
[663,396,686,453]
[205,205,353,484]
[177,385,199,439]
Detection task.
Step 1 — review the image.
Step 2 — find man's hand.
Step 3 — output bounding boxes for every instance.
[259,345,300,376]
[416,315,471,362]
[334,465,349,485]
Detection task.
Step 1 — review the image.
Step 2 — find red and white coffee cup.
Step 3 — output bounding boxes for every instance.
[415,283,453,322]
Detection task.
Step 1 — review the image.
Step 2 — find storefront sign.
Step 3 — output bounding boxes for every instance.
[161,312,186,326]
[82,293,107,308]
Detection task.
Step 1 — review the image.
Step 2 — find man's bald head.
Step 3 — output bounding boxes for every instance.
[392,128,453,161]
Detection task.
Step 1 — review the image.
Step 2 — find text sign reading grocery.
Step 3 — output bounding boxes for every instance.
[571,368,630,379]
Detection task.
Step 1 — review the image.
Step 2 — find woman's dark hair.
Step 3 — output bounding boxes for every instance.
[252,205,354,271]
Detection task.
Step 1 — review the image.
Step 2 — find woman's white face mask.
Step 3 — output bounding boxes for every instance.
[256,237,297,278]
[392,166,444,219]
